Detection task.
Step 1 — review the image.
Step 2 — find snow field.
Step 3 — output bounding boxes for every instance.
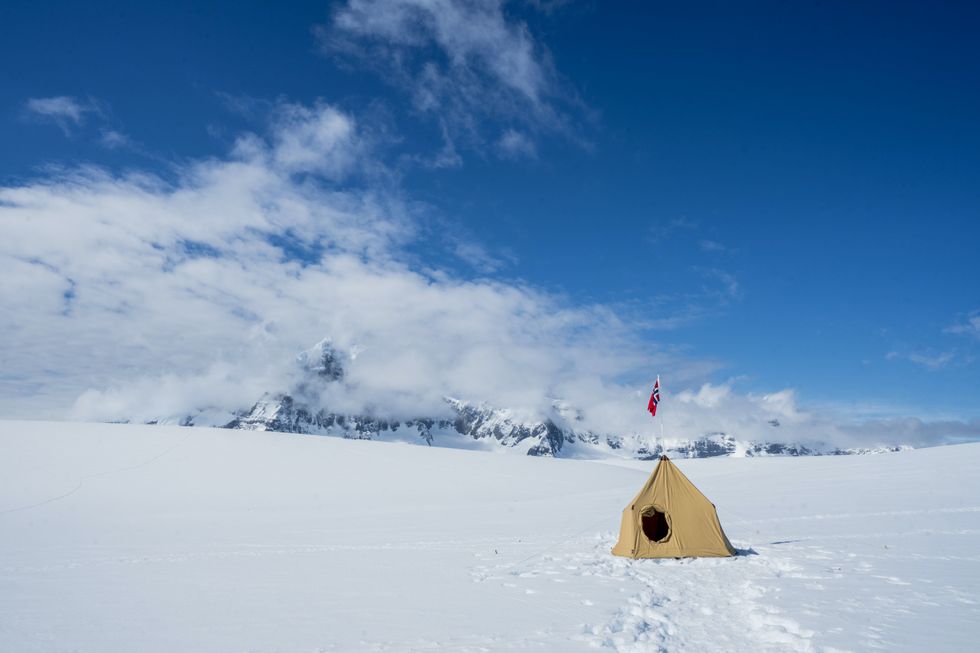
[1,421,978,652]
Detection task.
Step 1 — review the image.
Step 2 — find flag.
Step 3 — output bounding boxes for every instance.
[647,377,660,417]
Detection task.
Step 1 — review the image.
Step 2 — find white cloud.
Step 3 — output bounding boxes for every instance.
[0,100,653,432]
[98,129,132,150]
[676,382,731,409]
[24,96,100,134]
[648,216,698,243]
[319,0,579,155]
[694,267,741,302]
[451,239,512,273]
[945,310,980,340]
[668,382,980,449]
[328,0,546,100]
[269,101,362,178]
[886,350,955,370]
[699,239,725,252]
[25,96,89,123]
[836,416,980,448]
[496,128,537,159]
[1,99,975,449]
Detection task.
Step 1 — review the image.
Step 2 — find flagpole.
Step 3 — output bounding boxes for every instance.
[658,375,664,441]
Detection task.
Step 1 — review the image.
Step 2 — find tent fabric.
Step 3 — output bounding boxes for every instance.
[611,455,736,558]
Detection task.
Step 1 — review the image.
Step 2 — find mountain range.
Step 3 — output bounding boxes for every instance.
[150,340,908,458]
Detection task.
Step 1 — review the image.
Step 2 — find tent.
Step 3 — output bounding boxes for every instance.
[611,455,736,558]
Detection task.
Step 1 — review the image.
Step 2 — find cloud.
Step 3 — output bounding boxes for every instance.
[694,267,741,302]
[325,0,547,102]
[886,350,956,370]
[24,96,138,152]
[269,101,362,178]
[648,216,698,243]
[669,382,980,450]
[2,98,975,449]
[25,96,89,123]
[0,99,657,432]
[450,238,514,273]
[318,0,581,156]
[97,129,133,150]
[945,310,980,340]
[699,239,725,252]
[630,265,743,332]
[589,380,980,450]
[420,120,464,168]
[836,416,980,449]
[24,96,100,134]
[496,128,537,159]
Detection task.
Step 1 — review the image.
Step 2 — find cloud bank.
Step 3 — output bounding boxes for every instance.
[2,98,977,449]
[1,100,648,430]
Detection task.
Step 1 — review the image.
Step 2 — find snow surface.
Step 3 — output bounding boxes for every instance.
[1,420,978,652]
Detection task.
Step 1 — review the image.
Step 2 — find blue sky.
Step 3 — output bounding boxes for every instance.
[1,1,978,439]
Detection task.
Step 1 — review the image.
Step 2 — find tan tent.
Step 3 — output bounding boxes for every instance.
[611,455,735,558]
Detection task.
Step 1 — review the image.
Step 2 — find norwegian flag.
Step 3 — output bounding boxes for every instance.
[647,377,661,417]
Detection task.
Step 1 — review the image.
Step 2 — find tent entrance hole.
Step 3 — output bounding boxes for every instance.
[641,508,670,542]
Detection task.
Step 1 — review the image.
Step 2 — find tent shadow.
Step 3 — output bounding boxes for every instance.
[735,547,759,556]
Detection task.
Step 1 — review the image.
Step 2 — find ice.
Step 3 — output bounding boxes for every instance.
[1,420,978,651]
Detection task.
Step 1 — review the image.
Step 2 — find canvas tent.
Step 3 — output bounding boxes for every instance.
[611,455,736,558]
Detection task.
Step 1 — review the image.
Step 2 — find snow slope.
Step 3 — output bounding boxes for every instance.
[1,420,977,652]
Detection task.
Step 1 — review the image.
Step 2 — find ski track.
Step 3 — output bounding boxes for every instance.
[471,519,980,653]
[471,533,818,652]
[584,540,811,652]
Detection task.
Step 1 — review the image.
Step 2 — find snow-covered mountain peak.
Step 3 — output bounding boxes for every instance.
[296,338,347,381]
[146,338,914,459]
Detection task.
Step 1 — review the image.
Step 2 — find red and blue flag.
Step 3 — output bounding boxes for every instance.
[647,377,660,417]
